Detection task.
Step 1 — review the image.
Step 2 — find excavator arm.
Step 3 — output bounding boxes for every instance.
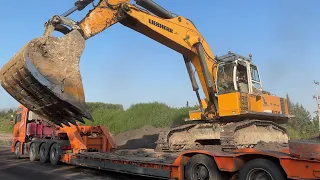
[0,0,219,126]
[0,0,291,151]
[78,0,218,114]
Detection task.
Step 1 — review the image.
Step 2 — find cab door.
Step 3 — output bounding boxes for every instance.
[12,105,29,152]
[248,64,263,94]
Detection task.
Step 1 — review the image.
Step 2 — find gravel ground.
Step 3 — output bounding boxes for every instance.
[0,146,158,180]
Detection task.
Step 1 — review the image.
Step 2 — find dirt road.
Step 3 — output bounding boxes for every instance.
[0,146,158,180]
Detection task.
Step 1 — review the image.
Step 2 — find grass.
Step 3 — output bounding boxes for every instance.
[0,102,197,135]
[84,102,197,134]
[0,116,13,133]
[1,101,317,140]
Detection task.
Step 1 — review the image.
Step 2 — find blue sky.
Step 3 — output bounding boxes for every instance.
[0,0,319,116]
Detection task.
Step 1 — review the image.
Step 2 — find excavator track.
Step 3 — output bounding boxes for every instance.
[220,120,288,151]
[156,120,288,153]
[156,124,197,152]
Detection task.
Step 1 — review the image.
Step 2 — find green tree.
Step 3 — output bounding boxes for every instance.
[284,93,318,139]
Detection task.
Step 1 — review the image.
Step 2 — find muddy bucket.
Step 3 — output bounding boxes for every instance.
[0,25,92,126]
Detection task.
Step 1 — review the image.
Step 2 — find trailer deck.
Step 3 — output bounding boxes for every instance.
[59,145,320,180]
[62,149,181,179]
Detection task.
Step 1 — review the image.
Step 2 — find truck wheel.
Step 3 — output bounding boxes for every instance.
[239,158,286,180]
[29,143,40,161]
[39,143,49,163]
[185,154,224,180]
[50,143,61,165]
[14,142,20,159]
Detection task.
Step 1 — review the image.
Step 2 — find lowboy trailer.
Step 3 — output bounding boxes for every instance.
[11,104,320,180]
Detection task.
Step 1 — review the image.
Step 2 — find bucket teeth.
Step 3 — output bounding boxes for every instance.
[0,30,92,126]
[68,118,78,126]
[61,120,71,127]
[84,112,93,121]
[76,116,86,124]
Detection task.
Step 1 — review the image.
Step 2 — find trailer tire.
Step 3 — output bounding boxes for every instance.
[29,143,40,161]
[14,142,20,159]
[185,154,224,180]
[239,158,286,180]
[39,143,49,163]
[50,143,60,165]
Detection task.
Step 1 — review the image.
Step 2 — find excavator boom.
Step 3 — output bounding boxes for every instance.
[0,0,290,151]
[0,0,219,125]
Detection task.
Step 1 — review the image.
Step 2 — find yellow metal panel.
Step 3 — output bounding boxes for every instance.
[261,94,282,114]
[189,110,202,120]
[218,92,241,116]
[248,95,262,112]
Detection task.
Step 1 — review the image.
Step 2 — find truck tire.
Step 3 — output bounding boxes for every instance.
[238,158,286,180]
[50,143,61,165]
[39,143,49,163]
[29,143,40,161]
[185,154,225,180]
[14,142,20,159]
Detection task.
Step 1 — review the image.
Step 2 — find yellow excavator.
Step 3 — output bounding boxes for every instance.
[0,0,290,152]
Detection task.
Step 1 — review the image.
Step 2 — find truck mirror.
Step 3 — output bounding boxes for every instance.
[10,115,14,125]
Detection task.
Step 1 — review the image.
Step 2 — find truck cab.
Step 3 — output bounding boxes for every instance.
[11,104,116,164]
[11,104,56,159]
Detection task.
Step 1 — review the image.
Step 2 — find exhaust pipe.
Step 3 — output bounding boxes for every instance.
[135,0,173,19]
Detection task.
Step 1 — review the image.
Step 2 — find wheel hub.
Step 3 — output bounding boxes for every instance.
[51,148,56,160]
[195,164,209,180]
[247,168,274,180]
[40,147,45,157]
[31,145,35,154]
[15,144,19,155]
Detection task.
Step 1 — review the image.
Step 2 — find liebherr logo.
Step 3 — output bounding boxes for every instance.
[149,19,173,33]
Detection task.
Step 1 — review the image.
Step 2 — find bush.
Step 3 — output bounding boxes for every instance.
[0,102,196,134]
[84,101,197,134]
[0,114,14,133]
[86,102,123,112]
[2,94,318,140]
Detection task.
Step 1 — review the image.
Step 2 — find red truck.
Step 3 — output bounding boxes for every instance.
[11,104,320,180]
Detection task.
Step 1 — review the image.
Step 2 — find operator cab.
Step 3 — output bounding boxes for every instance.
[216,52,263,95]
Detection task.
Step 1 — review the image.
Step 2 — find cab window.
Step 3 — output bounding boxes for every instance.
[236,63,249,93]
[217,63,235,94]
[15,113,22,124]
[250,65,262,92]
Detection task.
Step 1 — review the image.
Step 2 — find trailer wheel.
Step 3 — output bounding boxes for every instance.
[39,143,49,163]
[14,142,20,159]
[50,143,60,165]
[185,154,224,180]
[29,143,39,161]
[239,158,286,180]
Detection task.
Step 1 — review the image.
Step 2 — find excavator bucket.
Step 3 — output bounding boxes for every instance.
[0,27,92,126]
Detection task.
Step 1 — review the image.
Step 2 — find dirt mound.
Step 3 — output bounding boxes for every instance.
[114,125,164,149]
[309,135,320,140]
[253,141,288,151]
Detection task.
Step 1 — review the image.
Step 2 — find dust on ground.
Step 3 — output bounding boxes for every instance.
[114,125,164,149]
[0,132,12,146]
[0,146,155,180]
